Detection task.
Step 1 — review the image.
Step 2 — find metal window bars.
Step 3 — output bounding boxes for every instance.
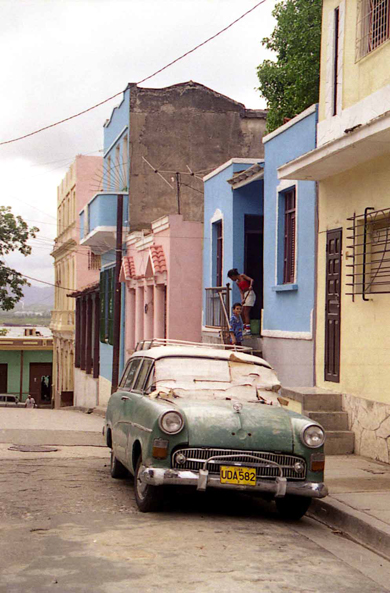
[346,207,390,300]
[356,0,390,61]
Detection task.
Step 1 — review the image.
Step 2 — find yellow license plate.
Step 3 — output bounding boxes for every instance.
[220,465,256,486]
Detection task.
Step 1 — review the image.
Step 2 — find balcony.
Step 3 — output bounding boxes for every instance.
[80,192,129,254]
[50,310,75,333]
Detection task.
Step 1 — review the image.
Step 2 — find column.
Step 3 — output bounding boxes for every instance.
[144,285,154,340]
[126,288,136,354]
[135,285,144,345]
[154,284,165,339]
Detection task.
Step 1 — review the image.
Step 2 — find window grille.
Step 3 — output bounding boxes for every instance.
[283,189,296,284]
[346,207,390,300]
[88,251,101,270]
[356,0,390,60]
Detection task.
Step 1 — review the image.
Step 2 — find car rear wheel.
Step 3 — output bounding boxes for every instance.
[110,450,128,479]
[275,495,311,520]
[134,457,163,512]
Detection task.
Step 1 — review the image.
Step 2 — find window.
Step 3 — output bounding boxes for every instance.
[356,0,390,60]
[100,267,115,344]
[133,359,154,392]
[106,156,111,191]
[212,220,223,286]
[88,251,101,270]
[283,189,296,284]
[121,358,142,390]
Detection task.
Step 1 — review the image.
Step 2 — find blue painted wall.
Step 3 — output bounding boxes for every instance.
[88,193,129,233]
[203,161,263,318]
[103,87,129,192]
[263,106,318,333]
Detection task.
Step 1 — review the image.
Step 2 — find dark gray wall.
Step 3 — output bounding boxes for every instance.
[128,81,267,230]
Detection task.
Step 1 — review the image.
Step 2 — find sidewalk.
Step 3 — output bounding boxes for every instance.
[310,454,390,560]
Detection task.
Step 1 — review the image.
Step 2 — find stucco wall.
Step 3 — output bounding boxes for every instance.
[74,368,99,408]
[262,337,314,388]
[129,82,266,231]
[263,106,317,337]
[316,152,390,404]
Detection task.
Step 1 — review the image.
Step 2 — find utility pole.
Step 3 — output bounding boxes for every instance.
[176,172,181,214]
[111,194,123,393]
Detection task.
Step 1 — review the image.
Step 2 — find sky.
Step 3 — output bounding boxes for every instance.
[0,0,277,287]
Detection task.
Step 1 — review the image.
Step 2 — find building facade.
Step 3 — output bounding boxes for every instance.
[262,105,318,386]
[51,155,102,408]
[279,0,390,461]
[0,326,53,406]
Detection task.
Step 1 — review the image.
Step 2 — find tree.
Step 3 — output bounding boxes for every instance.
[0,206,39,310]
[257,0,322,133]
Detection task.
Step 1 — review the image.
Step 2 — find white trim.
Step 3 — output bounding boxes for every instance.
[203,158,262,182]
[201,326,220,334]
[263,104,317,144]
[209,209,224,288]
[104,126,129,157]
[262,329,312,340]
[230,169,264,190]
[278,107,390,180]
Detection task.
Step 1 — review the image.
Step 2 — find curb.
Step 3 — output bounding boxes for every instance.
[309,497,390,561]
[72,406,107,418]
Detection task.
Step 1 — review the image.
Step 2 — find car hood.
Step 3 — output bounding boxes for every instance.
[176,399,294,453]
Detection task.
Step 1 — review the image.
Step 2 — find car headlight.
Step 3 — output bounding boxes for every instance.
[301,424,325,448]
[159,411,184,435]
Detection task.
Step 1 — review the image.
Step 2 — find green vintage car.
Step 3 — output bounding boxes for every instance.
[105,341,328,519]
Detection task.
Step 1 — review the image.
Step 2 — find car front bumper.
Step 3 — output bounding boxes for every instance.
[141,467,328,499]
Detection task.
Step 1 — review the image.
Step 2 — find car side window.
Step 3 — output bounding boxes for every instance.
[132,359,154,393]
[122,358,142,390]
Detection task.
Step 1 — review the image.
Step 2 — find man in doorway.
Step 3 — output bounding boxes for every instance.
[25,394,36,408]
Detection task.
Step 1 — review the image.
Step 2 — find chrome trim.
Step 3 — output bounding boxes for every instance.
[172,448,307,480]
[132,422,152,433]
[141,467,328,498]
[300,423,326,449]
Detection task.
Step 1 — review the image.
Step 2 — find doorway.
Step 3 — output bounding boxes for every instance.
[244,215,264,321]
[0,364,7,393]
[29,363,52,406]
[325,228,342,382]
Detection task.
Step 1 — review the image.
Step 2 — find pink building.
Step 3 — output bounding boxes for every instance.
[120,214,203,354]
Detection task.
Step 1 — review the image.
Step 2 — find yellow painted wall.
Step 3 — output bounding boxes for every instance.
[316,153,390,403]
[319,0,390,122]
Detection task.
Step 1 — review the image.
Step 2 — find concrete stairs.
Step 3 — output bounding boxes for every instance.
[281,387,354,455]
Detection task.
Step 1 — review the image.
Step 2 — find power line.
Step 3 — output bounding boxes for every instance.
[0,0,267,147]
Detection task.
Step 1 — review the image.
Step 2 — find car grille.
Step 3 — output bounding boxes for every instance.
[172,448,306,480]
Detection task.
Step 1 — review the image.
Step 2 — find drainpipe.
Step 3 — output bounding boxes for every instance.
[112,195,123,393]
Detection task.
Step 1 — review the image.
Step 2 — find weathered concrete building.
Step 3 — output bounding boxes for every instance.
[128,81,267,230]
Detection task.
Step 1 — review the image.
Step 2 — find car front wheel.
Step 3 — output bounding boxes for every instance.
[275,495,311,520]
[110,450,128,479]
[134,457,163,512]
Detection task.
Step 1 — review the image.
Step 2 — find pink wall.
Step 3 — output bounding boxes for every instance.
[75,155,102,291]
[124,214,203,351]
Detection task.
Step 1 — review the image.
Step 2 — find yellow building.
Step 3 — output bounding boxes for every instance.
[279,0,390,462]
[50,155,102,408]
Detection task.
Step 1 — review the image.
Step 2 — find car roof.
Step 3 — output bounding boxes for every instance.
[131,346,272,369]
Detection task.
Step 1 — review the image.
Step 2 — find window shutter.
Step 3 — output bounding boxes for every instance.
[100,271,106,342]
[108,267,115,346]
[283,189,296,284]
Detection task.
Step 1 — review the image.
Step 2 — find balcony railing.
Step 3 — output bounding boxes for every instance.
[204,284,231,329]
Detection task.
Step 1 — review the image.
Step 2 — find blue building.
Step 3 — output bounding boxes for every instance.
[202,158,264,343]
[262,105,318,386]
[79,89,130,406]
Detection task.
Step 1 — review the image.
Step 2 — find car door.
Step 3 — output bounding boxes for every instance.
[124,358,155,469]
[112,357,143,462]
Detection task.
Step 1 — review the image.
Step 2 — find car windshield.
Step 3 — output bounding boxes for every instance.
[152,356,281,404]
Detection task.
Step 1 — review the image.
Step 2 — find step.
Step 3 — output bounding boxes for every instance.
[281,387,343,412]
[307,411,349,431]
[324,431,355,455]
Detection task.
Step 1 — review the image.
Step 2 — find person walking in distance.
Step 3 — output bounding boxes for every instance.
[227,269,256,335]
[25,394,36,408]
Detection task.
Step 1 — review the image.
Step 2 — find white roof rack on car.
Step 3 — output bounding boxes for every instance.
[135,338,252,354]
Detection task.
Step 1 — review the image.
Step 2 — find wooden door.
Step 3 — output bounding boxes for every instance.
[29,363,52,406]
[0,364,7,392]
[325,229,342,382]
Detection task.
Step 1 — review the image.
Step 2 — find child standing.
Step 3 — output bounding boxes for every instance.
[229,303,244,346]
[227,269,255,335]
